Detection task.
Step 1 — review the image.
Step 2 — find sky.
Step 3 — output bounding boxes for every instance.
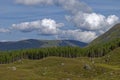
[0,0,120,43]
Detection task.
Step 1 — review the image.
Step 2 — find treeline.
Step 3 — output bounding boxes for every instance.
[0,47,85,64]
[85,38,120,57]
[0,38,120,64]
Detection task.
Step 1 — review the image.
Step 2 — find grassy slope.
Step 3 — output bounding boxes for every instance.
[0,48,120,80]
[96,47,120,65]
[90,23,120,45]
[93,47,120,80]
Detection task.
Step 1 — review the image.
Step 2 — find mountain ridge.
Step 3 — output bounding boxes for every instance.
[0,39,87,50]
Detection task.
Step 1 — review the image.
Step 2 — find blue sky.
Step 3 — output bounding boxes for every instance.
[0,0,120,43]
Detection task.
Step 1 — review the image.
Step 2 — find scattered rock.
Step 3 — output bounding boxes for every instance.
[66,78,71,80]
[18,59,22,62]
[12,66,16,71]
[7,66,16,71]
[92,61,95,64]
[61,63,65,66]
[7,67,11,69]
[110,72,113,75]
[83,64,91,70]
[44,67,47,70]
[42,72,46,76]
[104,72,106,75]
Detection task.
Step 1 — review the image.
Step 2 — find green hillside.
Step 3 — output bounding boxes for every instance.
[85,24,120,57]
[91,23,120,44]
[97,47,120,66]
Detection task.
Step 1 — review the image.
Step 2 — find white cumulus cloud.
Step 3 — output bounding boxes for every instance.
[71,12,119,31]
[107,15,119,25]
[14,0,120,43]
[0,28,10,33]
[12,18,64,35]
[58,30,97,43]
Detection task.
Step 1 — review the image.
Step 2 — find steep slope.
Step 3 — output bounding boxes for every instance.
[0,39,87,50]
[91,23,120,44]
[85,23,120,57]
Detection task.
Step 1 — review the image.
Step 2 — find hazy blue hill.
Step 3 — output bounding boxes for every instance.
[0,39,87,50]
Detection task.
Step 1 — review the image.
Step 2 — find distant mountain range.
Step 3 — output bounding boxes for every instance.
[1,23,120,51]
[0,39,87,50]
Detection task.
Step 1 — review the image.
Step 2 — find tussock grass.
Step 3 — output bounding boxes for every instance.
[0,54,120,80]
